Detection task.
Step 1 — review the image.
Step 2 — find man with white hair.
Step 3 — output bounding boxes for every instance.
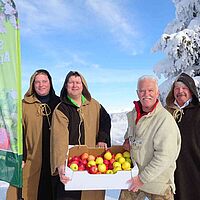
[119,75,181,200]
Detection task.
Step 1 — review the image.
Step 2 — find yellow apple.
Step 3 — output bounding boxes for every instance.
[104,151,112,160]
[125,157,132,164]
[70,163,79,171]
[122,161,131,170]
[95,157,104,165]
[87,160,96,167]
[118,157,126,164]
[123,151,131,158]
[112,166,121,174]
[115,153,123,161]
[113,161,121,168]
[98,163,107,173]
[106,169,114,174]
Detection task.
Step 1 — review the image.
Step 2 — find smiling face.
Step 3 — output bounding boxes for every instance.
[174,81,192,107]
[137,78,159,112]
[66,75,83,100]
[34,73,51,96]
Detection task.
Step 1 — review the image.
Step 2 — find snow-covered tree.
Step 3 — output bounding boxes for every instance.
[153,0,200,103]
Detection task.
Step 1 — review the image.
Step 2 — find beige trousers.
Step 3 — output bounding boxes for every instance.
[119,187,173,200]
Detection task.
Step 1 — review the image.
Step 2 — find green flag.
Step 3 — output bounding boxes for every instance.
[0,0,22,187]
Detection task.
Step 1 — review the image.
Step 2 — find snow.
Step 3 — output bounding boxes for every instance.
[153,0,200,98]
[0,181,8,200]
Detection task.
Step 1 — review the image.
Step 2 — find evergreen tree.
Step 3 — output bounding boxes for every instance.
[153,0,200,101]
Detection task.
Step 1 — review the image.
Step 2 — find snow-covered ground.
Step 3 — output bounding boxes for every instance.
[0,112,128,200]
[0,181,8,200]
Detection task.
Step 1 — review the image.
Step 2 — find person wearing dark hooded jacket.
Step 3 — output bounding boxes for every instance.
[6,69,60,200]
[165,72,200,200]
[50,71,111,200]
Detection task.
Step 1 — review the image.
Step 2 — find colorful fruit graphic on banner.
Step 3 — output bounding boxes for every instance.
[0,127,11,150]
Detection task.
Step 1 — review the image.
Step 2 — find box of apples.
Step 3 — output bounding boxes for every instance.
[65,145,138,190]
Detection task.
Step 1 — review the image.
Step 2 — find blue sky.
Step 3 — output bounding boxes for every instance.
[15,0,175,113]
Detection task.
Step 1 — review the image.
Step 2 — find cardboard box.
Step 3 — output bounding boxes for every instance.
[65,145,138,190]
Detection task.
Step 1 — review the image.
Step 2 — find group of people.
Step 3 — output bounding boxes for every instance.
[5,69,200,200]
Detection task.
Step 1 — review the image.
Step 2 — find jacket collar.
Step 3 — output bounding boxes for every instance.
[134,99,159,124]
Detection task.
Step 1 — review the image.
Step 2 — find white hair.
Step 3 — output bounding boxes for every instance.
[137,75,158,90]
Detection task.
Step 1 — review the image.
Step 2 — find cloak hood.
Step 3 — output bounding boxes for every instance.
[166,72,199,106]
[24,69,56,102]
[60,71,91,102]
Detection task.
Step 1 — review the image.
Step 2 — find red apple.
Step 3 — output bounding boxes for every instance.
[108,163,114,170]
[72,156,80,162]
[78,164,86,171]
[80,159,87,166]
[67,162,71,167]
[109,158,115,165]
[103,159,110,166]
[88,165,98,174]
[71,160,79,165]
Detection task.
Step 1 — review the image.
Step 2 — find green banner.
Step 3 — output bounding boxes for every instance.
[0,0,22,187]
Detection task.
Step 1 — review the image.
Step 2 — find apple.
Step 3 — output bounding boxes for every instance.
[78,164,86,171]
[123,151,131,158]
[88,165,98,174]
[118,157,126,164]
[108,163,114,170]
[88,154,96,161]
[125,157,132,164]
[115,153,123,161]
[113,161,121,168]
[98,163,107,173]
[67,162,72,167]
[113,166,122,174]
[72,156,80,162]
[104,151,112,160]
[103,159,110,166]
[80,159,88,166]
[71,160,79,165]
[87,160,96,167]
[81,152,89,160]
[122,161,131,170]
[109,158,115,165]
[70,163,79,171]
[106,169,114,174]
[95,156,104,165]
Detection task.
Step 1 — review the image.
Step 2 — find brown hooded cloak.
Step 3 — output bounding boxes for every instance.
[50,71,111,200]
[6,69,60,200]
[165,73,200,200]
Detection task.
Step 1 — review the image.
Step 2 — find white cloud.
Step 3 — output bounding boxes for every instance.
[15,0,74,35]
[85,0,140,53]
[15,0,142,54]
